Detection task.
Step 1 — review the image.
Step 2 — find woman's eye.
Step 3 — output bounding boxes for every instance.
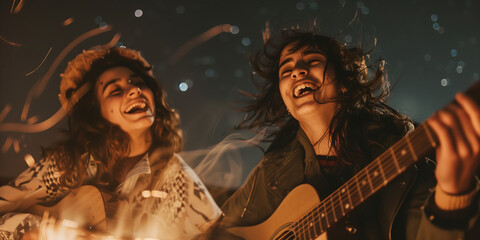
[110,88,122,95]
[281,69,291,77]
[308,60,322,65]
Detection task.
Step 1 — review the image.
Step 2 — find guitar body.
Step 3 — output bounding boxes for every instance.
[227,184,327,240]
[28,185,107,231]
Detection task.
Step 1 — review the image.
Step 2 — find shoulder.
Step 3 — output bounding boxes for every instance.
[356,111,413,146]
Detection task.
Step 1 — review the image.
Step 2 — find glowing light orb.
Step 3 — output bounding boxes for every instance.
[450,49,457,57]
[473,73,479,81]
[241,37,251,46]
[440,78,449,86]
[179,82,188,92]
[456,66,463,73]
[230,26,239,34]
[135,9,143,17]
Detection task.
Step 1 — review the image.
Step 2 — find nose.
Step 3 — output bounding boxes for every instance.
[127,85,142,97]
[291,68,307,79]
[291,62,308,79]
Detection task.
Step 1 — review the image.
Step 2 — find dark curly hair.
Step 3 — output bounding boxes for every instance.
[44,49,182,189]
[239,27,412,169]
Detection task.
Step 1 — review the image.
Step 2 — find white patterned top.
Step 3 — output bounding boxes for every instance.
[0,152,221,239]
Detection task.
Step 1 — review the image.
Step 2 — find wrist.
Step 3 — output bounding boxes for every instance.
[434,179,479,210]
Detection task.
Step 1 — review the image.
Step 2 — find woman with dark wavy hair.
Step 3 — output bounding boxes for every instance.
[220,28,480,239]
[0,48,221,239]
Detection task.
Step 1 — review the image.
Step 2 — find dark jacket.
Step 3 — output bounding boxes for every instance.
[221,126,479,239]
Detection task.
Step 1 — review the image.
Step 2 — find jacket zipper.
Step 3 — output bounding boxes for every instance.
[241,171,258,218]
[389,168,417,240]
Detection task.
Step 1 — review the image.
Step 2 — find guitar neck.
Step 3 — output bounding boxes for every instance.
[291,124,437,235]
[291,80,480,236]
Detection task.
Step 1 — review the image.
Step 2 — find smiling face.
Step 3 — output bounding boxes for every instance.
[278,42,340,122]
[96,66,155,138]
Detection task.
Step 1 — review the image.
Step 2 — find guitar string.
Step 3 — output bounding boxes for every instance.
[292,128,433,239]
[287,149,404,240]
[289,140,410,239]
[291,130,432,239]
[286,126,433,239]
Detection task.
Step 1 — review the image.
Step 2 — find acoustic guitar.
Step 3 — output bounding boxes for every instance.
[25,185,128,239]
[28,185,108,231]
[226,81,480,240]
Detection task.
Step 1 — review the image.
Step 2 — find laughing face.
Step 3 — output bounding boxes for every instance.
[278,42,340,121]
[96,66,155,137]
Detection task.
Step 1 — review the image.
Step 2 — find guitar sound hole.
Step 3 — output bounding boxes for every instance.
[274,229,295,240]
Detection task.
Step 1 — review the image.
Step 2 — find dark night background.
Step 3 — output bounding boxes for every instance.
[0,0,479,185]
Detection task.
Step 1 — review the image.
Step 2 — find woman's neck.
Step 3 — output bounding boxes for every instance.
[298,103,338,156]
[128,130,152,157]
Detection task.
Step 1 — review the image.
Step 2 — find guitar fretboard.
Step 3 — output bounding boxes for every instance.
[283,123,438,240]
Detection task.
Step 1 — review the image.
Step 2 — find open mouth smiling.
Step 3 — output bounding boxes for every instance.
[124,101,150,114]
[293,82,318,98]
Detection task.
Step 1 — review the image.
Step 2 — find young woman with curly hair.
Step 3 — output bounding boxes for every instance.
[0,48,221,239]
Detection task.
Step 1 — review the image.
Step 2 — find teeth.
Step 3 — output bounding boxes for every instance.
[125,102,146,113]
[294,83,317,97]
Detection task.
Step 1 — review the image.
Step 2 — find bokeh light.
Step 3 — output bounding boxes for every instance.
[230,25,240,34]
[473,73,479,81]
[176,5,185,14]
[296,2,305,10]
[450,49,457,57]
[241,37,251,46]
[424,54,431,62]
[440,78,449,86]
[179,82,188,92]
[134,9,143,17]
[456,66,463,73]
[205,68,216,78]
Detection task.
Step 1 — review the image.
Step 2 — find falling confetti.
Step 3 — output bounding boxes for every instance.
[0,82,90,133]
[0,35,21,47]
[63,17,74,26]
[20,25,113,121]
[1,137,13,153]
[24,154,35,167]
[25,47,53,76]
[168,24,232,65]
[10,0,24,14]
[0,105,11,123]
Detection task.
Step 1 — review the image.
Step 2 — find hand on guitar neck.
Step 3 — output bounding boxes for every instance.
[427,93,480,197]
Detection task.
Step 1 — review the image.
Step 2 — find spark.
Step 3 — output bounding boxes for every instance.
[0,105,11,123]
[168,24,232,65]
[13,139,20,153]
[1,137,13,153]
[24,154,35,167]
[10,0,24,14]
[0,34,21,46]
[25,47,53,76]
[89,33,121,50]
[20,25,113,121]
[63,18,74,26]
[1,82,90,133]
